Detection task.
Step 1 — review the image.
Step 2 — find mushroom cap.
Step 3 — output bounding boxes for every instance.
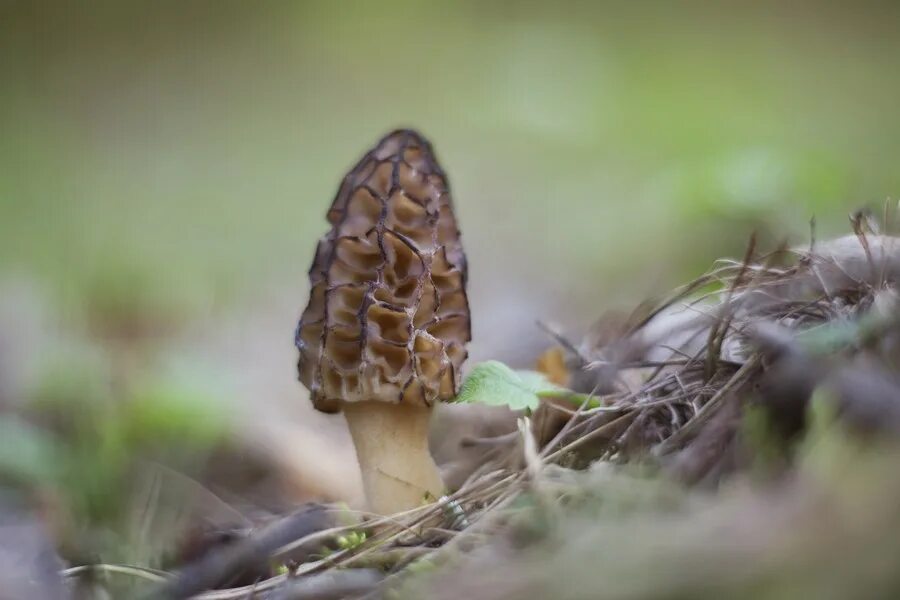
[296,129,471,413]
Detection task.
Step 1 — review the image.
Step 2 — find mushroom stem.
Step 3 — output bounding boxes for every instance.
[343,401,444,515]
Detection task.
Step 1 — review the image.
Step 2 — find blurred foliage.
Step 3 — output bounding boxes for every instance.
[0,348,230,562]
[2,1,900,323]
[82,256,191,341]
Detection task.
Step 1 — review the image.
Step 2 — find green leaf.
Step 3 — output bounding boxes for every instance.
[455,361,561,413]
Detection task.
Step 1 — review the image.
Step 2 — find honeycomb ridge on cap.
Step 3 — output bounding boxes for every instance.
[296,129,471,413]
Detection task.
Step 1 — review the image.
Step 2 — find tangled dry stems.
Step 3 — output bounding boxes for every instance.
[65,218,900,599]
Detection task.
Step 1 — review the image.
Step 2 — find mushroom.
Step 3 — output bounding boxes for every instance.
[295,129,471,515]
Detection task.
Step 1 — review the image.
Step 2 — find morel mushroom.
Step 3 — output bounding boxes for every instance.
[295,129,471,515]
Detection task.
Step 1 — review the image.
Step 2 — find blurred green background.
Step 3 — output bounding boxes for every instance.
[1,0,899,568]
[4,1,900,322]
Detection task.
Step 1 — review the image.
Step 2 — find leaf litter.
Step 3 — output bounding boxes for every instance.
[65,212,900,599]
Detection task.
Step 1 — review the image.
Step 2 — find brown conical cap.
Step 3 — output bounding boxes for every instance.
[296,130,471,413]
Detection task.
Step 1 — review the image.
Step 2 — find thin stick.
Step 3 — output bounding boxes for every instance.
[654,356,760,455]
[62,564,170,584]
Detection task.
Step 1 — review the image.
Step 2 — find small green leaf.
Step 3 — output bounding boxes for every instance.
[455,361,561,413]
